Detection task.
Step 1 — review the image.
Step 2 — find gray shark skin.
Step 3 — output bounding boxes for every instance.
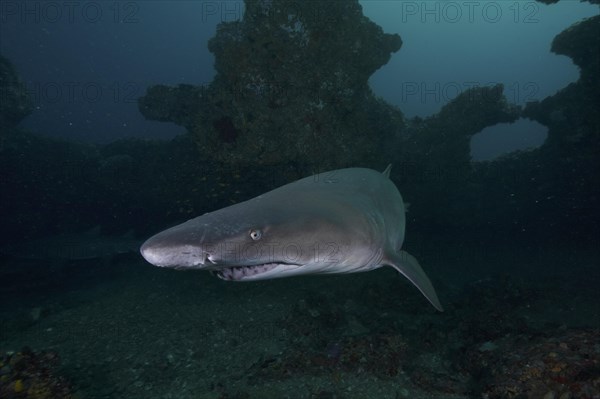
[140,166,443,311]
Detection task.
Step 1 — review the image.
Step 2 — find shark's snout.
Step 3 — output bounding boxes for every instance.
[140,235,208,268]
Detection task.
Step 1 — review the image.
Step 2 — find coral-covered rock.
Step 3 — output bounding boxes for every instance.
[0,348,75,399]
[552,15,600,81]
[396,13,599,241]
[139,0,403,171]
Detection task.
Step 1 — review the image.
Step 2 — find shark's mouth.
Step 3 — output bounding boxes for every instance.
[213,262,298,281]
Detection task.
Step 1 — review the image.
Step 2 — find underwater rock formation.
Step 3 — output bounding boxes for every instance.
[133,0,597,243]
[518,14,600,239]
[4,0,597,245]
[140,0,402,170]
[398,13,599,241]
[0,55,32,131]
[399,84,520,171]
[524,15,599,151]
[393,85,522,231]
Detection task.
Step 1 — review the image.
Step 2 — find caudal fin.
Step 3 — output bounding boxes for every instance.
[386,250,444,311]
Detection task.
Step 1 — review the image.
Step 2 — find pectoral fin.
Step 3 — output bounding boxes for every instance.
[386,250,443,311]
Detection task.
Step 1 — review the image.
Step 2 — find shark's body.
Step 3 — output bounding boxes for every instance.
[141,166,443,311]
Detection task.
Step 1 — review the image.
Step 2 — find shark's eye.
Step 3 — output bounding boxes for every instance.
[249,229,262,241]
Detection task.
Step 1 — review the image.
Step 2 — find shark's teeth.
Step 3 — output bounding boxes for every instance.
[215,263,283,281]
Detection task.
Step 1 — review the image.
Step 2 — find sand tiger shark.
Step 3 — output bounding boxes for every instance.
[140,165,443,311]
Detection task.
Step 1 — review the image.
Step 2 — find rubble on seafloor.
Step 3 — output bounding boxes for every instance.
[461,329,600,399]
[0,348,75,399]
[234,276,599,398]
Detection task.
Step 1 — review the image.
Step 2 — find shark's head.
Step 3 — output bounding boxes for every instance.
[140,198,374,281]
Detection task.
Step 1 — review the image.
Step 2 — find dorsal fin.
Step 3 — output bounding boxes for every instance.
[382,164,392,178]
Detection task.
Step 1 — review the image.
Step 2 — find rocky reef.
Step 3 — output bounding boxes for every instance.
[400,84,521,167]
[517,14,600,240]
[140,0,403,171]
[137,0,599,241]
[2,0,598,247]
[0,349,74,399]
[395,84,523,231]
[523,14,599,154]
[395,12,599,241]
